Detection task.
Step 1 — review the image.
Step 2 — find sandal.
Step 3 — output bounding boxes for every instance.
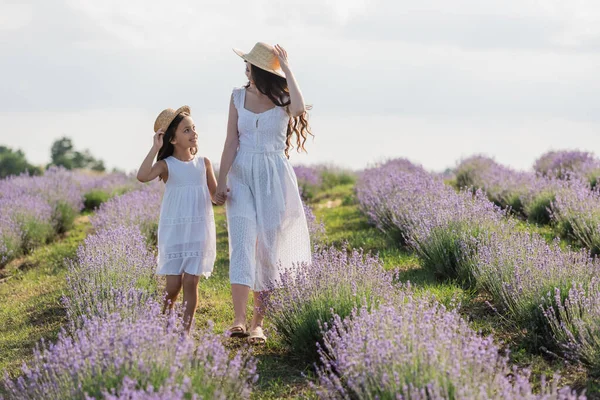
[227,325,248,338]
[247,326,267,345]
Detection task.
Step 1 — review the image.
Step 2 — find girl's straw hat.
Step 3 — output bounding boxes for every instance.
[233,42,286,78]
[154,105,191,133]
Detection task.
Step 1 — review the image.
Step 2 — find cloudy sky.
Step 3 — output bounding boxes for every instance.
[1,0,599,173]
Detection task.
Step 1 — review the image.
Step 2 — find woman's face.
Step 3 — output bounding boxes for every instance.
[245,61,252,82]
[171,115,197,148]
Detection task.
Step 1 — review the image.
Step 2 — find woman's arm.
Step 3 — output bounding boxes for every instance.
[137,130,168,182]
[214,95,239,205]
[274,44,306,117]
[204,157,217,199]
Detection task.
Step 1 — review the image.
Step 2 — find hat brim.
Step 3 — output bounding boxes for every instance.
[232,48,286,78]
[154,105,192,133]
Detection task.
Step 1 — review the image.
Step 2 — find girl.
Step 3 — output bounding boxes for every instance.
[137,106,217,334]
[214,43,312,344]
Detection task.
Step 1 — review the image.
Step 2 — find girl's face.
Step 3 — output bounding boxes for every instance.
[170,115,197,148]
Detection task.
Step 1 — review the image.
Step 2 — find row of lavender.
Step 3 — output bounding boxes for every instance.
[2,183,258,399]
[357,158,600,378]
[0,168,137,266]
[455,152,600,255]
[2,170,584,398]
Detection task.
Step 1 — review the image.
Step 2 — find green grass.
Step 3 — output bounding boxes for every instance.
[0,215,91,379]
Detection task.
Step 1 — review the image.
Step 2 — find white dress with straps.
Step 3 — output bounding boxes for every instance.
[157,156,216,277]
[227,87,311,291]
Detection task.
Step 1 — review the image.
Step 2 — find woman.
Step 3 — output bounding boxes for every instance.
[214,42,312,344]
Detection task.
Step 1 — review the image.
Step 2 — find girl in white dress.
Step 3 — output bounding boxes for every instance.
[215,43,312,344]
[137,106,217,334]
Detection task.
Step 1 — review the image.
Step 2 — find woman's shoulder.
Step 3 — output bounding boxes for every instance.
[231,87,245,110]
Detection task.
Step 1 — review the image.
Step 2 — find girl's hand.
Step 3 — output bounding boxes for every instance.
[274,44,290,70]
[214,183,230,205]
[153,129,164,150]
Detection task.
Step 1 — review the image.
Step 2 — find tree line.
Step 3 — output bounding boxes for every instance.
[0,137,106,178]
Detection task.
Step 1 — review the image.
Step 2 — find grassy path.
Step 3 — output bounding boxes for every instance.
[0,215,92,379]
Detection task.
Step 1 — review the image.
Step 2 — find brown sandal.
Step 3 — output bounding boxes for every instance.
[227,325,248,338]
[247,326,267,345]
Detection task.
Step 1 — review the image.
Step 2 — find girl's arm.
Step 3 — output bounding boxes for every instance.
[214,95,239,205]
[274,44,306,117]
[204,157,217,199]
[137,130,168,183]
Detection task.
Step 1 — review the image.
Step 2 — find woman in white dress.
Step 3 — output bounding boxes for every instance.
[214,42,312,344]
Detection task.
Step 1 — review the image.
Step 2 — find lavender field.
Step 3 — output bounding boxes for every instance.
[1,151,600,399]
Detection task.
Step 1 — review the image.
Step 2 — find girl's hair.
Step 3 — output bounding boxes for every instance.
[246,64,313,158]
[156,112,197,181]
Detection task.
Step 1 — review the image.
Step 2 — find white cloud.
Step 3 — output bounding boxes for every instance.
[0,3,33,31]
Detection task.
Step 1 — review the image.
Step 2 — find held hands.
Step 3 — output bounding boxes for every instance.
[273,44,290,71]
[213,183,230,206]
[153,129,164,151]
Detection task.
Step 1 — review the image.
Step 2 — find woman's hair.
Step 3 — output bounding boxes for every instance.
[246,64,313,158]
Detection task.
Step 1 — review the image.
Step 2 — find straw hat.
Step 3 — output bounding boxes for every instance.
[233,42,286,78]
[153,105,191,133]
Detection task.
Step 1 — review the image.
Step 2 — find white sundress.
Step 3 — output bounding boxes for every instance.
[227,87,311,291]
[157,156,216,277]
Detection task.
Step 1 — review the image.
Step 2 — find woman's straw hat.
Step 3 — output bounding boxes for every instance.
[153,105,191,133]
[233,42,286,78]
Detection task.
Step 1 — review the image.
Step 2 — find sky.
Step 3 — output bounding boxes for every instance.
[1,0,599,173]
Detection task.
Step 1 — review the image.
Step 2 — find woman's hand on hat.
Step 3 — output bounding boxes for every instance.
[274,44,290,70]
[153,129,164,151]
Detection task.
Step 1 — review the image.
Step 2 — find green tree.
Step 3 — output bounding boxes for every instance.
[49,137,105,172]
[0,146,41,178]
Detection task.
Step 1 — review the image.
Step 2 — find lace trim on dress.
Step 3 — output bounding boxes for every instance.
[161,216,209,225]
[166,250,201,260]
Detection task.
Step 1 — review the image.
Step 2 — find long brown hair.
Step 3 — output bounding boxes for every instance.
[246,65,313,158]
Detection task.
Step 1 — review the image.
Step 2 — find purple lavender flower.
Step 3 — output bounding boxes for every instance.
[91,183,163,243]
[550,178,600,254]
[62,226,158,326]
[543,278,600,375]
[304,201,325,245]
[314,297,584,399]
[266,245,396,362]
[294,165,322,188]
[2,304,257,400]
[472,225,600,331]
[534,150,599,180]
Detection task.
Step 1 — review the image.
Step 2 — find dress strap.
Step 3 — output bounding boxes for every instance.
[232,87,244,111]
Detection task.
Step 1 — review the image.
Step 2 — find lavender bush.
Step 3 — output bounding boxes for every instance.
[304,201,325,245]
[551,179,600,254]
[473,227,599,336]
[357,158,508,284]
[0,166,84,233]
[406,188,507,284]
[543,279,600,376]
[0,193,53,265]
[455,155,535,215]
[62,226,158,325]
[295,165,323,200]
[356,158,438,240]
[534,150,598,181]
[314,298,584,400]
[91,183,163,245]
[2,304,258,400]
[267,245,395,362]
